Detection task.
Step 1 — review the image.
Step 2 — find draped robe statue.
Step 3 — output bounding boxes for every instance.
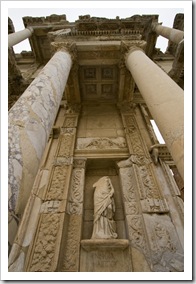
[91,176,118,239]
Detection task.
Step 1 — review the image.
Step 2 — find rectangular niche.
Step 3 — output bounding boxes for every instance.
[82,158,126,240]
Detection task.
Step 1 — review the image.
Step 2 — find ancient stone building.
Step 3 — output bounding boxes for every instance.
[8,13,184,272]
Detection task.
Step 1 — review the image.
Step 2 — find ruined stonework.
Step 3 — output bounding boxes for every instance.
[8,12,184,273]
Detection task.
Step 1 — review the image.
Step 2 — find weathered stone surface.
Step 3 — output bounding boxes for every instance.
[8,13,184,274]
[26,212,65,272]
[8,50,72,217]
[80,239,132,272]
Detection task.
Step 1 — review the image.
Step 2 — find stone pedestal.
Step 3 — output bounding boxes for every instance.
[80,239,132,272]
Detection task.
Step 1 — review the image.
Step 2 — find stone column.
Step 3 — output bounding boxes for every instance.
[8,47,73,222]
[125,47,184,179]
[152,23,184,45]
[8,27,33,48]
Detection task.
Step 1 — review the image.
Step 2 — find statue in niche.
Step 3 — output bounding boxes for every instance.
[91,176,118,239]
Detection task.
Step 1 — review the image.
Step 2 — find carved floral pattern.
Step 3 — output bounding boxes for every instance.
[119,167,137,202]
[57,129,75,157]
[45,166,68,200]
[28,213,62,272]
[126,215,149,256]
[61,215,82,271]
[67,169,84,215]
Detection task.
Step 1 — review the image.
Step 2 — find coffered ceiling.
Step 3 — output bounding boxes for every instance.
[79,65,118,101]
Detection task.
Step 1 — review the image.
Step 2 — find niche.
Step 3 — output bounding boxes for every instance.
[82,158,126,240]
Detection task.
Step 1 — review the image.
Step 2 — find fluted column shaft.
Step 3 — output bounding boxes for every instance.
[8,27,33,48]
[8,49,72,217]
[125,48,184,179]
[153,24,184,44]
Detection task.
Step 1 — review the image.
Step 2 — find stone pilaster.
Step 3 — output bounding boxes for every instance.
[59,158,87,272]
[8,27,33,48]
[125,46,184,179]
[152,23,184,45]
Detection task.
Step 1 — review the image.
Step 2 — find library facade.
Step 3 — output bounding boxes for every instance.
[8,13,184,272]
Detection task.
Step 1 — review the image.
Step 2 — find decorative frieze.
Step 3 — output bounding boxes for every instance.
[76,137,127,150]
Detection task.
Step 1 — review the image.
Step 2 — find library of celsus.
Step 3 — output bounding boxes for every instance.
[8,13,184,272]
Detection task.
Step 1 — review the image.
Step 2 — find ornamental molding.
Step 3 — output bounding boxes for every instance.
[50,41,77,61]
[121,40,147,54]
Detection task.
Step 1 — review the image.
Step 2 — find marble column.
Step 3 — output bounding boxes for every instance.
[125,47,184,179]
[152,23,184,45]
[8,27,33,48]
[8,48,72,222]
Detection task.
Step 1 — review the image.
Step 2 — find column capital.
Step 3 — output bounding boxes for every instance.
[121,40,146,53]
[50,41,77,62]
[121,40,146,64]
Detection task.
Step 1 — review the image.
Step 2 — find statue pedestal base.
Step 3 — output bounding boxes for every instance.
[80,239,132,272]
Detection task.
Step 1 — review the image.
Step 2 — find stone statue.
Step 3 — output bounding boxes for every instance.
[91,176,118,239]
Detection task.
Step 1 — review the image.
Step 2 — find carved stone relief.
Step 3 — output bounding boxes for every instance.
[56,128,76,157]
[76,137,127,150]
[122,115,147,155]
[126,215,150,262]
[67,168,85,215]
[118,167,137,202]
[118,155,169,213]
[60,215,83,272]
[27,213,64,272]
[63,115,78,128]
[45,165,69,200]
[143,214,184,272]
